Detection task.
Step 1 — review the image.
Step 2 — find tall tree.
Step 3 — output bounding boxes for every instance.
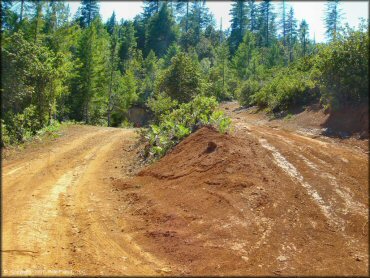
[286,7,297,62]
[75,18,109,123]
[119,21,137,72]
[31,0,45,43]
[325,0,343,42]
[105,11,116,35]
[299,19,309,57]
[248,0,258,33]
[79,0,100,28]
[188,0,213,42]
[229,0,249,55]
[107,24,121,126]
[145,3,178,57]
[280,0,287,46]
[232,31,259,80]
[143,0,161,20]
[258,0,275,47]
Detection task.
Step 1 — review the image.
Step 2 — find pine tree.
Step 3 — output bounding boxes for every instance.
[107,24,121,126]
[248,0,258,33]
[146,3,178,57]
[299,19,309,57]
[232,31,258,79]
[119,21,137,72]
[229,0,249,55]
[286,7,297,62]
[324,0,343,42]
[209,41,230,100]
[76,18,109,123]
[258,0,275,47]
[79,0,100,28]
[188,0,213,42]
[31,0,45,43]
[280,0,287,46]
[106,11,116,35]
[143,0,161,20]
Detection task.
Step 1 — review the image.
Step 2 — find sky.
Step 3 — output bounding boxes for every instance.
[67,1,369,42]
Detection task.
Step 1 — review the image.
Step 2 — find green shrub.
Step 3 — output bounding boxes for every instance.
[314,24,369,108]
[146,92,179,123]
[250,66,317,112]
[236,79,261,106]
[145,95,231,159]
[155,52,203,103]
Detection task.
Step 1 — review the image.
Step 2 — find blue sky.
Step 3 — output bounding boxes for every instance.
[67,1,369,42]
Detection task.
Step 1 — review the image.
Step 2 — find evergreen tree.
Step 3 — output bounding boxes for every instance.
[146,3,178,57]
[208,41,231,100]
[119,21,137,72]
[299,19,309,57]
[229,0,249,55]
[143,0,161,20]
[106,11,116,35]
[79,0,100,28]
[286,7,297,62]
[248,0,258,33]
[31,0,45,43]
[157,52,202,103]
[325,0,343,42]
[1,0,17,31]
[75,18,109,123]
[232,31,259,80]
[176,0,191,31]
[258,0,275,47]
[279,0,287,46]
[188,0,213,42]
[107,24,121,126]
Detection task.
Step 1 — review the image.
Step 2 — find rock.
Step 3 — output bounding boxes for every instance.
[277,255,288,262]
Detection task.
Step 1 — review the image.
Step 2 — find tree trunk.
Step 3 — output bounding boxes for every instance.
[185,1,189,32]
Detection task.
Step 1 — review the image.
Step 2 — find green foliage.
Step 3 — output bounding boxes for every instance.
[251,67,316,112]
[147,92,179,122]
[156,52,203,103]
[145,96,230,159]
[314,24,369,108]
[3,105,42,144]
[236,79,261,106]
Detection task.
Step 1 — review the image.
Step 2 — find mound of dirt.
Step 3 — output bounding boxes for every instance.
[113,126,367,276]
[322,104,369,138]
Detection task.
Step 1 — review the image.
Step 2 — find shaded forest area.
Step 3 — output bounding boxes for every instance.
[1,0,368,149]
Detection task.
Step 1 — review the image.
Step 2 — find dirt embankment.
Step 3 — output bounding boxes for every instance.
[115,120,368,276]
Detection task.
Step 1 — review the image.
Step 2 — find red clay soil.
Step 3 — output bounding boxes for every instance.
[114,125,368,276]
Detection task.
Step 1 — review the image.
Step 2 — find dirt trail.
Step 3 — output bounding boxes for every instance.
[2,102,368,276]
[2,126,165,276]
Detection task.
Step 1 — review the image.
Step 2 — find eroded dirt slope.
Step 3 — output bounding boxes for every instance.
[115,104,368,276]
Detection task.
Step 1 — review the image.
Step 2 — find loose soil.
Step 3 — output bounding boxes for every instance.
[2,102,368,276]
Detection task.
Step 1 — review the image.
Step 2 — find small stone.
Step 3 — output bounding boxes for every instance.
[277,255,288,262]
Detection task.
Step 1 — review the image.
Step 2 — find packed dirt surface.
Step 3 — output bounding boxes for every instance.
[2,126,165,276]
[2,102,369,276]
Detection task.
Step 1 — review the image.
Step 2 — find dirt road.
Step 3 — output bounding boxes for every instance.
[2,103,368,276]
[2,126,165,276]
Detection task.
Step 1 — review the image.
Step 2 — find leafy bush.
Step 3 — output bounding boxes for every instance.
[251,69,317,112]
[156,52,203,103]
[3,105,41,144]
[236,79,261,106]
[313,24,369,108]
[145,96,231,159]
[146,92,179,123]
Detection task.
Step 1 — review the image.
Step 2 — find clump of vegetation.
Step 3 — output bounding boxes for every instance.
[145,95,231,159]
[314,23,369,109]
